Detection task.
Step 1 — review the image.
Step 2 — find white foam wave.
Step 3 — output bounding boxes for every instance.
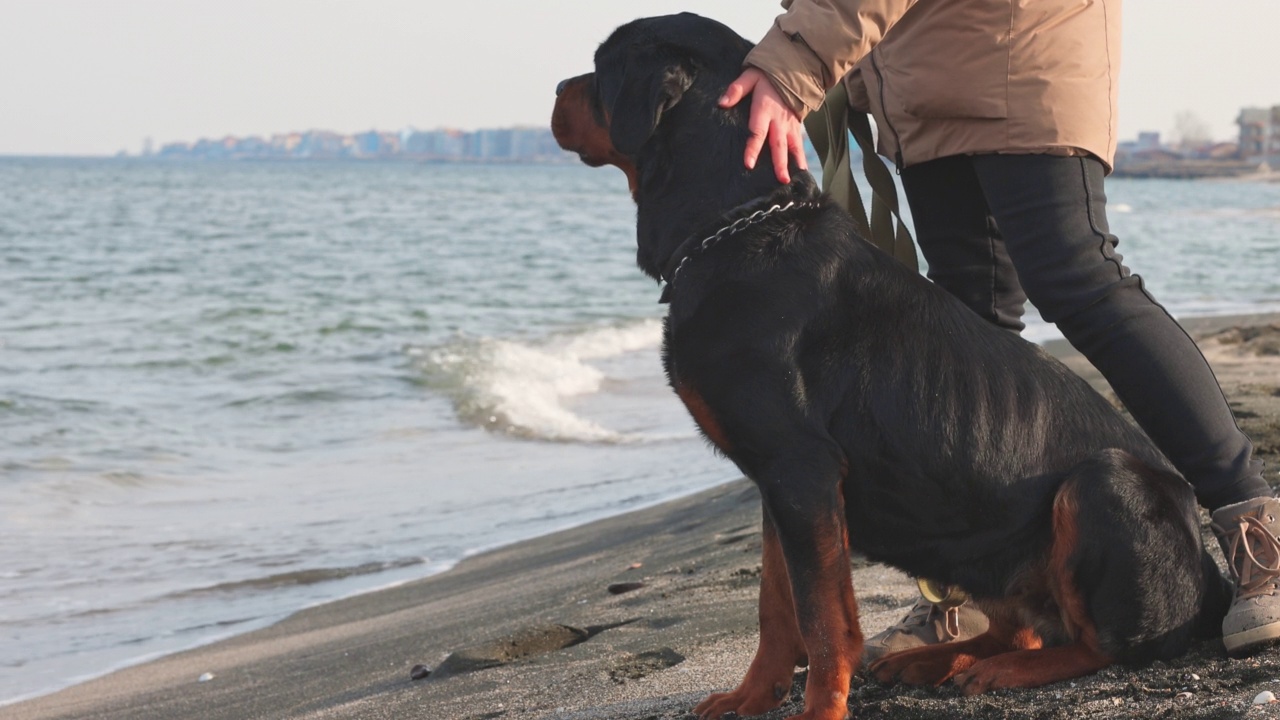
[423,319,664,443]
[563,320,665,359]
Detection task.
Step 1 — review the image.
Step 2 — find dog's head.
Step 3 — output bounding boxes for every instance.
[552,13,776,280]
[551,13,753,195]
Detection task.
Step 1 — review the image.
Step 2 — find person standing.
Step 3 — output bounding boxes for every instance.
[719,0,1278,659]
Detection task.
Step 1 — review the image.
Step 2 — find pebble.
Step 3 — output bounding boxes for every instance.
[410,664,432,681]
[1175,692,1193,702]
[607,581,646,595]
[628,562,643,570]
[1254,690,1276,705]
[197,672,214,683]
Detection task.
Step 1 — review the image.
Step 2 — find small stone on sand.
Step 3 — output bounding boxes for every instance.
[1253,690,1276,705]
[197,672,214,683]
[607,582,645,595]
[410,664,432,681]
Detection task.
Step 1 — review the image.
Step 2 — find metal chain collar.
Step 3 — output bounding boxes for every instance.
[667,200,817,287]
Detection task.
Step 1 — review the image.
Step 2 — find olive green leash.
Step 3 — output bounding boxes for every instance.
[802,83,918,271]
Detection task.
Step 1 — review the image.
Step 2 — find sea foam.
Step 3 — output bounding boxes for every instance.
[422,319,664,443]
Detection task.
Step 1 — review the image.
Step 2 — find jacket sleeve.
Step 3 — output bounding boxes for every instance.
[744,0,915,116]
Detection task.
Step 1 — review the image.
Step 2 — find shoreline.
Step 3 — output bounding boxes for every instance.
[6,312,1280,720]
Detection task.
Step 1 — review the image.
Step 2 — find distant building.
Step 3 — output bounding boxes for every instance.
[1237,105,1280,164]
[1135,131,1161,150]
[353,130,402,157]
[403,128,469,158]
[1115,131,1162,160]
[433,129,468,158]
[402,130,433,155]
[509,127,548,159]
[235,136,268,156]
[472,128,512,160]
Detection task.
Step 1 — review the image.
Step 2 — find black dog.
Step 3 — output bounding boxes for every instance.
[551,13,1230,720]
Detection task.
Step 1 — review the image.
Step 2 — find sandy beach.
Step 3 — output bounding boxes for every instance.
[6,314,1280,720]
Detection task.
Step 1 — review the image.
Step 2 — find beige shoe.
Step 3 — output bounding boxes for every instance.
[860,592,990,666]
[1211,496,1280,657]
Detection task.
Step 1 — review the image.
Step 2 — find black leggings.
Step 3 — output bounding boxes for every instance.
[900,153,1267,510]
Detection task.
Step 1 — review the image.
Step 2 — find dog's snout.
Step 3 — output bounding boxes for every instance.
[556,79,569,97]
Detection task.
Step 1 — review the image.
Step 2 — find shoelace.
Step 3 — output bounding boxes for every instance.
[893,599,962,640]
[1217,510,1280,600]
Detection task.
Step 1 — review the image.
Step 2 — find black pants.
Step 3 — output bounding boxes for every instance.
[900,153,1267,510]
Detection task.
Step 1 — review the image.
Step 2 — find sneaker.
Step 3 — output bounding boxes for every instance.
[1211,496,1280,656]
[860,592,990,666]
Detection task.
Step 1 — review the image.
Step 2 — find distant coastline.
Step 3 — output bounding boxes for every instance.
[10,123,1275,179]
[121,125,829,167]
[143,126,575,163]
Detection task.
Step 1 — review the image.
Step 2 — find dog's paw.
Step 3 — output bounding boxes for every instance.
[954,657,1019,695]
[693,683,788,719]
[869,648,976,687]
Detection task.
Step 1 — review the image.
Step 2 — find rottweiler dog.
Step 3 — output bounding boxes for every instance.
[551,13,1230,720]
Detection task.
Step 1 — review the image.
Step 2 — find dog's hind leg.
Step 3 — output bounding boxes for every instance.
[1052,450,1215,663]
[694,507,808,718]
[955,466,1117,694]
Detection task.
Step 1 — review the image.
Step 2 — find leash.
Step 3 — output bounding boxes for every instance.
[659,199,818,303]
[803,83,917,271]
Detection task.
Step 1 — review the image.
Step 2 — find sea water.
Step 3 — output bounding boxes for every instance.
[1,158,1278,703]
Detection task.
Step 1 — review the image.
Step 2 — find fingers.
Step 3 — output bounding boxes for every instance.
[721,68,805,185]
[755,94,803,185]
[788,126,808,172]
[717,71,757,109]
[769,131,791,185]
[745,90,772,177]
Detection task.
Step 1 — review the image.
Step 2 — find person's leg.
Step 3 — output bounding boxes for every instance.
[899,155,1028,333]
[969,153,1267,510]
[969,153,1277,655]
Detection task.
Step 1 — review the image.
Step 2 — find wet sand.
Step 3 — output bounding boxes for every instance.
[6,314,1280,720]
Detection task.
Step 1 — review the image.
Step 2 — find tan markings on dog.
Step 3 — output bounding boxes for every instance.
[675,383,732,453]
[549,77,638,196]
[795,500,861,720]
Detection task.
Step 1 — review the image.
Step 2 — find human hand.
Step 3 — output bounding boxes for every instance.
[718,67,807,185]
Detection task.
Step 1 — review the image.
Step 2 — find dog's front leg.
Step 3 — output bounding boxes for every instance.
[761,458,860,720]
[695,507,808,719]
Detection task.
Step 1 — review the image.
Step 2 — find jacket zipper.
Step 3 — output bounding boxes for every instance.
[868,51,904,173]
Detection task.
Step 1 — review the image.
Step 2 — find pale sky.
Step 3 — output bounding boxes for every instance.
[3,0,1277,156]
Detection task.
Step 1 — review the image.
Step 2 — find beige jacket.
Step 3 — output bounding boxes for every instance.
[746,0,1122,172]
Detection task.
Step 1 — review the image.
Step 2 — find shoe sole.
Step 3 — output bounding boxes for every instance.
[1224,621,1280,657]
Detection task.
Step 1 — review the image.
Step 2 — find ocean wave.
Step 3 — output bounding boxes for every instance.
[418,319,664,443]
[165,557,428,599]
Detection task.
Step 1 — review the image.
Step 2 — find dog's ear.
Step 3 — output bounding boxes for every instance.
[599,47,694,156]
